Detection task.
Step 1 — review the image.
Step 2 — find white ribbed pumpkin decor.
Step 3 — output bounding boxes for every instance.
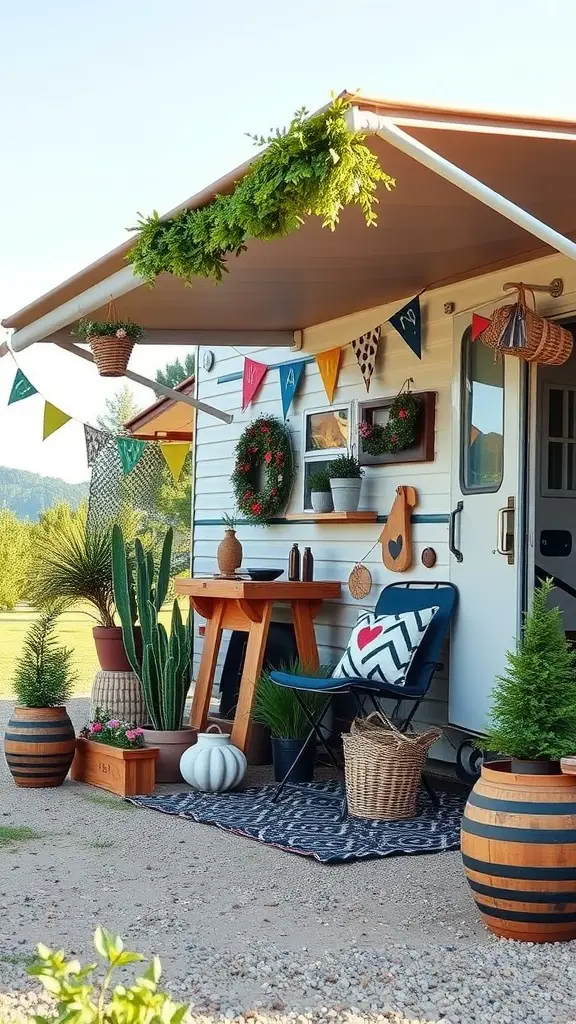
[179,726,247,793]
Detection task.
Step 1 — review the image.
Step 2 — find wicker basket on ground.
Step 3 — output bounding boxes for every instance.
[343,712,441,821]
[480,285,572,366]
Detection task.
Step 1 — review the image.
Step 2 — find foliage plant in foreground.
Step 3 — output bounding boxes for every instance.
[486,578,576,761]
[128,97,395,284]
[80,708,145,749]
[29,926,188,1024]
[13,607,76,707]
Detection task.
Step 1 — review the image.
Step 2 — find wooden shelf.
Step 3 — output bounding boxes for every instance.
[285,511,378,523]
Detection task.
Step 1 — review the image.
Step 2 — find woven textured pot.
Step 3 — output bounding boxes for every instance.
[4,707,76,788]
[91,670,146,727]
[88,334,135,377]
[480,287,573,366]
[217,529,243,576]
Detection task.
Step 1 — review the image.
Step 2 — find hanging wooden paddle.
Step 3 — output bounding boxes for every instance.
[379,486,418,572]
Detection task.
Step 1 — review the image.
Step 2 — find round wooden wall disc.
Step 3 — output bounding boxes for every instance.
[348,563,372,600]
[421,547,437,569]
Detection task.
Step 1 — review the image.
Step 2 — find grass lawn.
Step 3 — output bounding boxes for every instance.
[0,604,183,698]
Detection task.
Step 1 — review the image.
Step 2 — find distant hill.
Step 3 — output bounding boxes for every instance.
[0,466,89,521]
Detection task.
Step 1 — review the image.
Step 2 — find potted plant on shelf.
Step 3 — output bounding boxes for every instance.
[72,316,145,378]
[462,578,576,943]
[252,662,329,784]
[328,453,364,513]
[71,708,158,796]
[308,469,333,513]
[112,524,194,782]
[217,512,242,576]
[4,607,76,788]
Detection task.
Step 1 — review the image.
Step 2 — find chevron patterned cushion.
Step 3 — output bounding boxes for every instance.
[333,606,438,686]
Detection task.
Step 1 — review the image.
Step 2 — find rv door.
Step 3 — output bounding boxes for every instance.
[448,304,525,735]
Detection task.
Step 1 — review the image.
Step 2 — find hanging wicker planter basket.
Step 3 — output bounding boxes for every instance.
[480,285,572,366]
[73,300,144,378]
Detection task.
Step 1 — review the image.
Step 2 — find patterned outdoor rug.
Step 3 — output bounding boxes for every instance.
[128,780,464,863]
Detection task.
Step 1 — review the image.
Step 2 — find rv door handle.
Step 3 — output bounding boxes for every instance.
[497,497,515,564]
[449,501,464,563]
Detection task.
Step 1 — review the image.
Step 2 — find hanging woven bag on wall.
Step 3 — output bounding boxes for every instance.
[480,285,572,366]
[342,712,440,821]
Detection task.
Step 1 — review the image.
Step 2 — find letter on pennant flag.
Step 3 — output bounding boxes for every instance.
[160,442,190,483]
[352,326,381,393]
[8,369,37,405]
[84,425,111,467]
[278,360,305,419]
[117,437,145,475]
[43,402,71,440]
[472,313,492,341]
[315,347,342,404]
[242,358,268,411]
[389,296,422,358]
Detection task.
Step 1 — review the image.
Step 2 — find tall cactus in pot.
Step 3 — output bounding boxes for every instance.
[111,525,191,731]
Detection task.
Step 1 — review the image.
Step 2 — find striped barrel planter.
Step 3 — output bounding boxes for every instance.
[4,707,76,788]
[462,760,576,943]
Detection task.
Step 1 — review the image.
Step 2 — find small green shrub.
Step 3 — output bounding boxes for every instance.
[252,660,332,739]
[13,608,76,707]
[73,319,145,341]
[308,469,331,493]
[29,927,188,1024]
[328,454,363,479]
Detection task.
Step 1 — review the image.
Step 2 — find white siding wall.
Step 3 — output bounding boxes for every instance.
[192,249,576,761]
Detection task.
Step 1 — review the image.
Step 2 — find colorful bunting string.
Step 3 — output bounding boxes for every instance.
[116,437,146,475]
[43,402,71,441]
[278,360,305,419]
[389,296,421,359]
[159,441,190,482]
[351,326,381,393]
[8,369,37,405]
[315,347,342,403]
[242,358,268,411]
[472,313,492,340]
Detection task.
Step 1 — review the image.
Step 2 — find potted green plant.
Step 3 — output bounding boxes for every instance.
[73,317,145,377]
[462,578,576,943]
[328,453,364,512]
[4,607,76,788]
[29,516,139,674]
[308,469,333,513]
[217,512,242,576]
[252,662,330,783]
[112,524,194,782]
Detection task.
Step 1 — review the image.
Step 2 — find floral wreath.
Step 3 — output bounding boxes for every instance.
[359,380,420,456]
[232,415,293,523]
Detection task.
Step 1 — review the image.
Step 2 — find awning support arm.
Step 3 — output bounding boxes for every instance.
[347,107,576,265]
[56,341,233,425]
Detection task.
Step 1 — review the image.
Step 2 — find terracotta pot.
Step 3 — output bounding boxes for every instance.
[4,706,76,788]
[92,626,142,672]
[217,529,242,576]
[71,737,159,796]
[142,726,196,783]
[462,760,576,942]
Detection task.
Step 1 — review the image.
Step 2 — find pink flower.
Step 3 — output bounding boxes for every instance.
[134,727,144,735]
[90,722,103,733]
[106,719,120,729]
[115,328,127,339]
[398,408,408,419]
[125,729,136,741]
[359,421,373,438]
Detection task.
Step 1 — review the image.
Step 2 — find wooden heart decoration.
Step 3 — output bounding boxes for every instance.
[357,625,383,650]
[379,486,418,573]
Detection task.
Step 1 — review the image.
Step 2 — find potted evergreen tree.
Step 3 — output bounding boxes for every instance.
[461,578,576,943]
[4,608,76,788]
[328,454,364,512]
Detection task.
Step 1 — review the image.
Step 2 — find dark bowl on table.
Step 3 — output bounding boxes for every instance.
[245,568,284,582]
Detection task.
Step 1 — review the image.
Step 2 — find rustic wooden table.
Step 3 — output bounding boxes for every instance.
[174,579,342,752]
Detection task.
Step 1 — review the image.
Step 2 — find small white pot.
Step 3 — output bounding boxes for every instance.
[179,727,247,793]
[329,477,362,513]
[311,491,333,513]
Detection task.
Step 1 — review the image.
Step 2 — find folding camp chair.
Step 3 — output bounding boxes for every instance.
[269,581,458,806]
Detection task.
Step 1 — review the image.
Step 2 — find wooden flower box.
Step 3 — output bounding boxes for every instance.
[71,738,159,797]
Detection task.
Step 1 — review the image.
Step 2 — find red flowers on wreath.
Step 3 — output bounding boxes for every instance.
[275,451,284,465]
[398,408,408,419]
[252,503,262,515]
[264,451,272,464]
[261,425,270,434]
[241,463,251,472]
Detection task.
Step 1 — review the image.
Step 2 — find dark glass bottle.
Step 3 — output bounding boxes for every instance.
[288,543,300,581]
[302,547,314,582]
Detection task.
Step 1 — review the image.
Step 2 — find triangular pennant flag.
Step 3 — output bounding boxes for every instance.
[315,347,342,404]
[242,358,268,411]
[389,296,422,358]
[278,360,305,420]
[84,424,112,467]
[472,313,492,340]
[8,368,37,405]
[159,442,190,483]
[352,326,381,393]
[116,437,146,475]
[43,402,71,440]
[0,342,9,359]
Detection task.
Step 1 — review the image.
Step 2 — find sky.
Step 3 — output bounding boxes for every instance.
[2,0,576,482]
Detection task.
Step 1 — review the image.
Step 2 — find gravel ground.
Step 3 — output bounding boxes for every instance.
[0,697,574,1024]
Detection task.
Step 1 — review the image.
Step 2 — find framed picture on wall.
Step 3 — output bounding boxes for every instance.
[358,391,436,466]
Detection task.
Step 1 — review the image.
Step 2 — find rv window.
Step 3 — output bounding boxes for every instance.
[542,384,576,495]
[302,404,354,510]
[461,326,504,493]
